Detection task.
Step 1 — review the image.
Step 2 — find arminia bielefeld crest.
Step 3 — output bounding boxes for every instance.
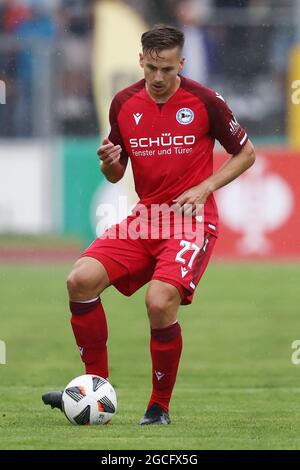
[176,108,194,125]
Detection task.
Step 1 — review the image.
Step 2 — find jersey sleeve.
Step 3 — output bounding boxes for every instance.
[108,97,128,164]
[206,92,248,155]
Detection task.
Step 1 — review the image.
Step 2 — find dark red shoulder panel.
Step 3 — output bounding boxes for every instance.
[180,76,248,155]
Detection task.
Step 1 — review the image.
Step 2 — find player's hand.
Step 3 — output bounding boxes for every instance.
[173,181,213,217]
[97,138,122,166]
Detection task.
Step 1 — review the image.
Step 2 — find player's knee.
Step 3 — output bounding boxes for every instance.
[146,289,174,318]
[66,268,91,297]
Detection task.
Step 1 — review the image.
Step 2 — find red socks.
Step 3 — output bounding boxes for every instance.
[148,322,182,413]
[70,298,108,379]
[70,299,182,413]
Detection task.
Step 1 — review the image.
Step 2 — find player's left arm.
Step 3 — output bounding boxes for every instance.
[174,91,255,216]
[205,138,255,192]
[174,139,255,215]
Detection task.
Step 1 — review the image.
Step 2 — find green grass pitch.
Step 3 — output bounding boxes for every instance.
[1,263,300,450]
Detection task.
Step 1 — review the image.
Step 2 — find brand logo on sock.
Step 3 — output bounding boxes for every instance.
[79,347,84,357]
[155,371,165,381]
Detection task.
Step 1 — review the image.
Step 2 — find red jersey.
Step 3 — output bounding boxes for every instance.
[108,75,248,236]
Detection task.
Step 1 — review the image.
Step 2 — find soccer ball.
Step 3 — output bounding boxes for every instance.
[62,374,117,425]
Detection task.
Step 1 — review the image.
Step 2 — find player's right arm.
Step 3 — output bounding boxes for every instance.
[98,138,127,183]
[97,96,128,183]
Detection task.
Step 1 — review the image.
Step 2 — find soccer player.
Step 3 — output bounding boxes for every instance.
[43,25,255,425]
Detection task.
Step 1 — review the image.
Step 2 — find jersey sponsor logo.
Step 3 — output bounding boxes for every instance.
[133,112,143,125]
[129,134,196,148]
[176,107,194,125]
[155,371,165,381]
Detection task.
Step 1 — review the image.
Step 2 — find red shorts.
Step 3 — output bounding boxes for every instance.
[81,217,217,305]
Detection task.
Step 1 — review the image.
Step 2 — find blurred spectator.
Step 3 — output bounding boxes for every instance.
[1,0,30,32]
[0,0,97,138]
[214,0,250,6]
[0,0,30,136]
[57,0,97,135]
[13,0,56,136]
[61,0,93,36]
[0,1,3,30]
[0,0,297,139]
[175,0,215,85]
[269,0,295,114]
[212,0,271,77]
[125,0,177,24]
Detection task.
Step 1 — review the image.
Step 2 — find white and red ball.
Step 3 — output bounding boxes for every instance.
[62,375,117,425]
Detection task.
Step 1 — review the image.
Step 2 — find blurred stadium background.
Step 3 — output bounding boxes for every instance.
[1,0,300,450]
